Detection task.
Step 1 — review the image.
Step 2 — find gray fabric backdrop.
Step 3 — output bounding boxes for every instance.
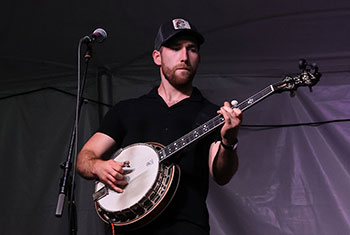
[1,0,349,234]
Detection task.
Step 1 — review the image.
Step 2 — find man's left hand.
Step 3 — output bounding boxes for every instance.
[217,101,242,146]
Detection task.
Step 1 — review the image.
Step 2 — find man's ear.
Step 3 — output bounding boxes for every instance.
[152,49,161,66]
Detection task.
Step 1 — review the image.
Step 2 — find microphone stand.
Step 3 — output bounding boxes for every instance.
[55,38,93,235]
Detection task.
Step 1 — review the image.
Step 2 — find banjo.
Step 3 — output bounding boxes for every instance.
[93,59,321,231]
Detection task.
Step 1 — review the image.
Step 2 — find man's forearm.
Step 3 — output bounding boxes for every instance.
[212,145,239,185]
[76,150,101,179]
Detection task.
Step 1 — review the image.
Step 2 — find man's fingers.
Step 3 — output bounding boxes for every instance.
[106,176,128,193]
[110,169,124,180]
[107,160,126,175]
[107,175,128,187]
[107,180,124,193]
[220,107,237,124]
[232,108,242,120]
[217,103,242,131]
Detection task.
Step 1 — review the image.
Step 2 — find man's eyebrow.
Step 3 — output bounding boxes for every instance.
[187,43,197,47]
[167,41,198,48]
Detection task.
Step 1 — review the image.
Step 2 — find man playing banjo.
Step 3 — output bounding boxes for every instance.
[77,18,242,234]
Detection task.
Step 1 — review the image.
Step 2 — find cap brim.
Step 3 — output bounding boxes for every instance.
[158,29,204,49]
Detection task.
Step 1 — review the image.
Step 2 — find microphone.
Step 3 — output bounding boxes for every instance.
[82,28,107,43]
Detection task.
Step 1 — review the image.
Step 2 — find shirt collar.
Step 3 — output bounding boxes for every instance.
[147,86,204,103]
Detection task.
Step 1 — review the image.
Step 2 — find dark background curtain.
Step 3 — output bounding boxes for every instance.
[1,1,349,234]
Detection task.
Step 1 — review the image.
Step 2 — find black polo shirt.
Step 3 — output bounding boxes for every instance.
[99,87,220,234]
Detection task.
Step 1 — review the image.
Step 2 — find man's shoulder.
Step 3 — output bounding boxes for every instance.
[193,87,219,106]
[117,87,157,104]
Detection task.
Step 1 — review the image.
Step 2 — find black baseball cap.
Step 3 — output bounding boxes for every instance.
[154,18,205,50]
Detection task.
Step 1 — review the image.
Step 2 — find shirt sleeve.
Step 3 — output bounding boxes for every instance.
[97,102,126,148]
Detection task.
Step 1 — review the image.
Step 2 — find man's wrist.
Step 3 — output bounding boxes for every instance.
[220,139,238,151]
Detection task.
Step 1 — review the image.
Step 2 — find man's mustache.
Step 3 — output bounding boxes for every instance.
[174,64,192,71]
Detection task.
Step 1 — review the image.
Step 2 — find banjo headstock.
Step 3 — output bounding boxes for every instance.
[273,59,321,96]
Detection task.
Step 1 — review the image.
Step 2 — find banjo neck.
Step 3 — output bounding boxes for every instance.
[157,59,323,162]
[157,85,275,162]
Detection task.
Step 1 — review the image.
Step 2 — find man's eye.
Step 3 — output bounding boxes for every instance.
[171,47,181,51]
[189,47,198,53]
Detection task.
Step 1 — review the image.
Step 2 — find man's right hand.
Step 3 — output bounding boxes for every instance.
[92,159,129,193]
[76,132,129,192]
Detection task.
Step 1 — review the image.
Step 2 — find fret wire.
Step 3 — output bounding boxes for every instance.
[243,86,271,102]
[238,86,274,111]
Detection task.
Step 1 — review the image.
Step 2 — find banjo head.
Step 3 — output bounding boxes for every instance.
[95,143,160,212]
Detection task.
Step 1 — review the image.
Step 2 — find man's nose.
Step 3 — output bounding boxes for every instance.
[179,47,189,62]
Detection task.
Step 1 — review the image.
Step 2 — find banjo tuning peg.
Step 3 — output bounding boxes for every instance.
[311,63,319,74]
[299,58,307,70]
[289,90,296,97]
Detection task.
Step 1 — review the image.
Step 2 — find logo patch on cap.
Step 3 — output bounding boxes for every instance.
[172,19,191,30]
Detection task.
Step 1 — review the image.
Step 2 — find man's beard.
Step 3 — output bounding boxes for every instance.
[161,63,197,90]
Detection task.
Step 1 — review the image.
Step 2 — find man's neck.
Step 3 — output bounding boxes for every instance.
[158,82,193,107]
